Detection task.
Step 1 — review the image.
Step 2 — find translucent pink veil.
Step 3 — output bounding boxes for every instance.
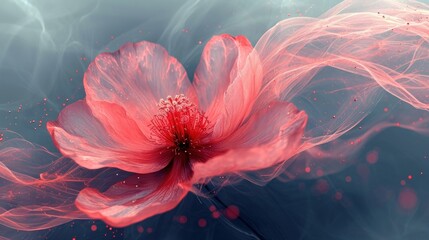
[0,0,428,237]
[242,0,429,183]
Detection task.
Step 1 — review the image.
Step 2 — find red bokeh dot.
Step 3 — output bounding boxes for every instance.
[147,227,153,233]
[366,150,378,164]
[334,191,343,201]
[198,218,207,227]
[212,211,221,219]
[398,188,418,210]
[345,176,352,182]
[314,179,329,194]
[209,205,216,212]
[305,167,311,173]
[178,215,188,224]
[137,226,144,233]
[90,225,97,231]
[225,205,240,220]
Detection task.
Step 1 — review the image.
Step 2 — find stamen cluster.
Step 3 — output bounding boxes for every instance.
[150,94,211,156]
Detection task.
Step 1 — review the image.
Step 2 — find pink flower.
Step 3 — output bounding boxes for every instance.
[47,34,307,227]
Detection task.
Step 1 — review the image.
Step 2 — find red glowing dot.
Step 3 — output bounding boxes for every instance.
[400,180,406,186]
[147,227,153,233]
[384,107,389,112]
[334,191,343,201]
[316,169,324,177]
[408,175,413,180]
[90,225,97,231]
[345,176,352,182]
[304,167,311,173]
[178,215,187,224]
[398,188,418,210]
[225,205,240,220]
[137,226,144,233]
[198,218,207,227]
[314,179,329,194]
[366,150,379,164]
[209,205,216,212]
[212,211,221,219]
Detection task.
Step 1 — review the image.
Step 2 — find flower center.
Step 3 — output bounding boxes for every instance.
[150,94,211,157]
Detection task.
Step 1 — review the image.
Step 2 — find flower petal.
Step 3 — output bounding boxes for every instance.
[84,41,197,134]
[75,173,188,227]
[213,50,263,138]
[47,100,170,174]
[193,35,263,140]
[193,34,253,119]
[192,101,307,182]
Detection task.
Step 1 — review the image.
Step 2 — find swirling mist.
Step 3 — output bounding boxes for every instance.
[1,0,429,239]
